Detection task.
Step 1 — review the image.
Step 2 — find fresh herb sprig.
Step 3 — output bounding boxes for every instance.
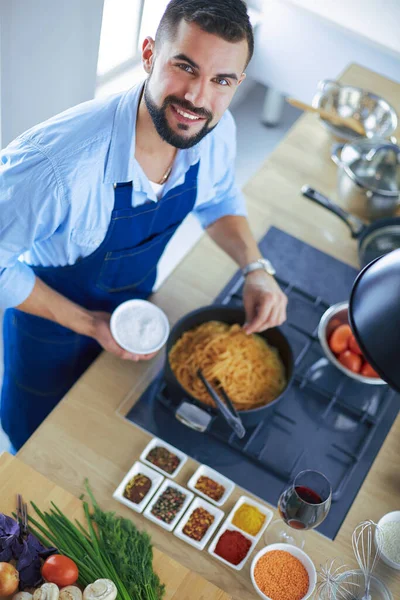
[86,482,164,600]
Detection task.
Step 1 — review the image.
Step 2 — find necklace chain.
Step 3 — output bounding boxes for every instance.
[158,164,172,185]
[158,150,177,185]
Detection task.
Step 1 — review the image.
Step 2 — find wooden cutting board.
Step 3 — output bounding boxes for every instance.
[0,452,230,600]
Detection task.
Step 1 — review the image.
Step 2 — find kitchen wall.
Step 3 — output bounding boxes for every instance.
[0,0,104,148]
[247,0,400,102]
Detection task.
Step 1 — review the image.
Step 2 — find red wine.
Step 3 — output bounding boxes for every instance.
[295,485,323,504]
[278,484,329,530]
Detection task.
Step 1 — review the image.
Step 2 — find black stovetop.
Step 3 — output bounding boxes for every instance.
[125,227,400,539]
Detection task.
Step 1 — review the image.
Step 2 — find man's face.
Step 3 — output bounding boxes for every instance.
[142,20,247,149]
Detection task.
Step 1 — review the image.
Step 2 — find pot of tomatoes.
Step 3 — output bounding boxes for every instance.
[318,301,386,385]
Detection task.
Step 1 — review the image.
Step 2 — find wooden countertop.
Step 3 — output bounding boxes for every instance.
[0,452,229,600]
[16,64,400,599]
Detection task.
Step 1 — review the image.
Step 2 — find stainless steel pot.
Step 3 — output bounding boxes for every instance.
[331,138,400,220]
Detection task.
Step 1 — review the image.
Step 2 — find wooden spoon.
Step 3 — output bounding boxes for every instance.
[287,97,366,136]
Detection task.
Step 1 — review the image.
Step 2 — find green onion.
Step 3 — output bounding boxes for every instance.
[27,481,164,600]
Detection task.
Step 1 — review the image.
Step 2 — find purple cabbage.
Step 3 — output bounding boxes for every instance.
[0,513,57,589]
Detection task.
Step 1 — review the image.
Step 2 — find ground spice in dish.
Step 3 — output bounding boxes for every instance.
[232,503,266,536]
[214,529,252,565]
[195,475,225,501]
[123,473,152,504]
[146,446,180,474]
[380,521,400,563]
[254,550,309,600]
[182,507,215,542]
[151,486,186,523]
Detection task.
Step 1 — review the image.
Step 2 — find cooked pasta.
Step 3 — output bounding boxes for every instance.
[168,321,287,410]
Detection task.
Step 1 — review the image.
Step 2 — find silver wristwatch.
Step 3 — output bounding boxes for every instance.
[242,258,276,277]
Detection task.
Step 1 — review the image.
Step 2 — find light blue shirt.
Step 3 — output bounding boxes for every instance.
[0,81,246,309]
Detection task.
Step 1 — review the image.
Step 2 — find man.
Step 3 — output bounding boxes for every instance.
[0,0,287,451]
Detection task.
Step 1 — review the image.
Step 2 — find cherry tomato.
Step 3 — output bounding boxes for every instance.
[338,350,362,373]
[348,335,363,355]
[42,555,79,587]
[361,362,380,378]
[329,324,352,354]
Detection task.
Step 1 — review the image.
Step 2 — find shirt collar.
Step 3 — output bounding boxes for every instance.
[103,82,143,185]
[103,80,204,186]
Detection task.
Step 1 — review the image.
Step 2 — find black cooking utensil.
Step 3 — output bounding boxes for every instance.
[349,248,400,392]
[197,368,246,439]
[301,185,400,267]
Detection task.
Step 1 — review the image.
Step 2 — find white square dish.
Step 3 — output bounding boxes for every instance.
[208,522,256,570]
[187,464,235,506]
[113,461,164,513]
[225,495,273,545]
[174,496,225,551]
[140,437,188,478]
[143,479,194,532]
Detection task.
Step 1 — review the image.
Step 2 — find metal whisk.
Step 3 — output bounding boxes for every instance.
[317,559,361,600]
[352,520,382,600]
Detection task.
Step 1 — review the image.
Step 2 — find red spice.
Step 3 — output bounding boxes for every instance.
[195,476,225,501]
[215,529,251,565]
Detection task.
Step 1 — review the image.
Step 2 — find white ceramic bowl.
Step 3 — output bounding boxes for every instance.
[187,465,235,506]
[110,299,170,355]
[250,543,317,600]
[174,496,225,551]
[143,479,194,532]
[224,495,273,546]
[208,522,256,571]
[375,511,400,570]
[140,437,188,478]
[113,461,164,513]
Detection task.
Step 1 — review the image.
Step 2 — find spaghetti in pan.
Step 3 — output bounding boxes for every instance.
[168,321,287,411]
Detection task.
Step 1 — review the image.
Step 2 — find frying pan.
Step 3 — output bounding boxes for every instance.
[302,185,400,268]
[164,305,294,431]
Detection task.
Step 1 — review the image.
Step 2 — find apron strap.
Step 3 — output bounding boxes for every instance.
[113,181,133,210]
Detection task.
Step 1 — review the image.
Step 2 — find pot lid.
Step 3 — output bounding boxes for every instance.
[349,248,400,392]
[340,138,400,196]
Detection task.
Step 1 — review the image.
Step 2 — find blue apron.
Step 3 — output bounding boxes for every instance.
[1,162,199,450]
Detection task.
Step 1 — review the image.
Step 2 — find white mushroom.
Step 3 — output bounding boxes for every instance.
[13,593,33,600]
[83,580,117,600]
[59,587,82,600]
[33,583,59,600]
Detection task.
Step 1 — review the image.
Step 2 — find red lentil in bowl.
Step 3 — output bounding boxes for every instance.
[251,544,316,600]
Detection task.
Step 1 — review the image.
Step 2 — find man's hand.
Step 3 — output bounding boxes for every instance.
[90,311,158,362]
[242,271,287,334]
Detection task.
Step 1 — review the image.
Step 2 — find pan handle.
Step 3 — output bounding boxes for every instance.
[301,185,365,238]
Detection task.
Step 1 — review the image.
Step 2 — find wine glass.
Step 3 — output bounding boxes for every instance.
[264,469,332,548]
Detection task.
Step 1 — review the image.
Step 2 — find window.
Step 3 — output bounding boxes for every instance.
[96,0,169,91]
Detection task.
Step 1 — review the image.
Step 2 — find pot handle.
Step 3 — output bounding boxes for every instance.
[301,185,365,238]
[331,143,344,167]
[317,79,341,93]
[175,401,213,432]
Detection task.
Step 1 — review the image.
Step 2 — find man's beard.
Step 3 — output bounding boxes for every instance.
[144,81,216,149]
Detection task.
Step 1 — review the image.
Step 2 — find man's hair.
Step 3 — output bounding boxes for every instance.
[155,0,254,69]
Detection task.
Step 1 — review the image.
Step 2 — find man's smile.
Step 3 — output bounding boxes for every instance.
[170,103,207,125]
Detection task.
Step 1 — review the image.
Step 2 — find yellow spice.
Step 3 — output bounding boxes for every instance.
[232,503,265,536]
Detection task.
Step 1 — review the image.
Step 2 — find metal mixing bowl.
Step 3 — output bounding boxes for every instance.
[318,301,386,385]
[312,79,398,141]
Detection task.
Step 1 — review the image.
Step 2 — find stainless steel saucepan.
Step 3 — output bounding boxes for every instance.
[331,137,400,220]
